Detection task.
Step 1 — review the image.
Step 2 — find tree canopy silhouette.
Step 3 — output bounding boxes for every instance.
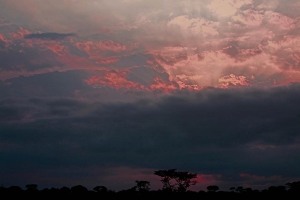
[154,169,197,192]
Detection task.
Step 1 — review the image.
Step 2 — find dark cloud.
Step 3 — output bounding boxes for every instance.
[0,84,300,189]
[0,71,90,98]
[25,32,75,40]
[127,66,170,86]
[0,41,62,71]
[115,53,151,68]
[0,70,158,103]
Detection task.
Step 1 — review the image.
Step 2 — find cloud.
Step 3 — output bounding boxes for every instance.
[1,0,300,89]
[25,32,75,40]
[1,84,300,189]
[167,15,219,38]
[0,38,63,73]
[75,40,127,53]
[208,0,253,18]
[85,71,146,90]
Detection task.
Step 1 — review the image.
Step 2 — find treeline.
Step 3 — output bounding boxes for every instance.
[1,183,299,199]
[1,182,300,199]
[1,169,299,199]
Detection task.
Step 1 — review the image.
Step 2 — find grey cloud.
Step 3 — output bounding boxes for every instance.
[127,66,170,86]
[274,49,300,71]
[0,71,90,98]
[0,40,62,71]
[114,53,152,68]
[25,32,75,40]
[0,70,160,103]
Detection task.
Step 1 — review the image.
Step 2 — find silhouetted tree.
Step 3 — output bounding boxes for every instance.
[154,169,177,192]
[286,181,300,193]
[26,184,38,192]
[93,185,108,193]
[235,186,244,193]
[59,186,71,194]
[8,186,23,193]
[268,186,286,194]
[154,169,197,192]
[207,185,219,192]
[243,187,254,194]
[134,180,151,192]
[174,171,197,192]
[229,187,235,192]
[71,185,88,194]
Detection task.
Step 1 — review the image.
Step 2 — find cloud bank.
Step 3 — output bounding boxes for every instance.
[1,84,300,189]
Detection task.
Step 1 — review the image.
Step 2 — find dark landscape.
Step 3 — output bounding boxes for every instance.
[1,169,300,199]
[1,181,300,199]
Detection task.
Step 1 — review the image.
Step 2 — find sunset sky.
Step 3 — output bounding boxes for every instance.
[0,0,300,191]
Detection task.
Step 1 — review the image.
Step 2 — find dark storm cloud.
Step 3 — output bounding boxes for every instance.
[24,32,75,40]
[1,84,300,189]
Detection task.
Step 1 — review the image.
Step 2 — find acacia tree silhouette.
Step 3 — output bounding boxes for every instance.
[174,171,197,192]
[134,180,151,192]
[154,169,197,192]
[154,169,177,192]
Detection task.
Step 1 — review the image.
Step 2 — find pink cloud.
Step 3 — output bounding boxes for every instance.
[0,33,7,43]
[2,0,300,90]
[262,36,300,71]
[85,71,145,90]
[11,27,30,40]
[76,40,127,54]
[45,42,67,56]
[85,71,179,93]
[265,11,296,30]
[148,43,297,89]
[168,15,219,38]
[218,74,249,88]
[232,9,264,26]
[208,0,253,18]
[73,40,126,65]
[94,56,119,64]
[149,47,237,89]
[149,78,178,92]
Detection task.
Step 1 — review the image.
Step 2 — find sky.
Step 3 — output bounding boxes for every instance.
[0,0,300,191]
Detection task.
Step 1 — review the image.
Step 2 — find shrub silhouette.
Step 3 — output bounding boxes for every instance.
[207,185,219,192]
[70,185,88,194]
[25,184,38,193]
